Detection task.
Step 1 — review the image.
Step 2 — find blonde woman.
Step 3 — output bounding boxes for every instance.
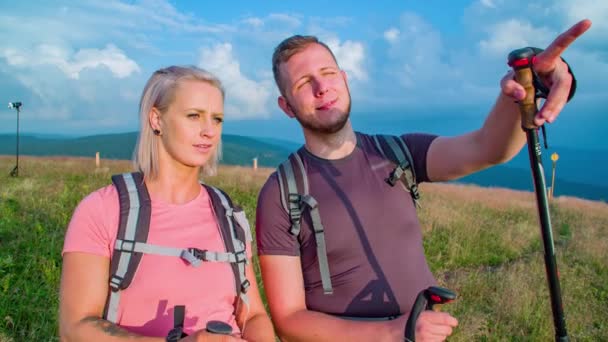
[60,66,274,342]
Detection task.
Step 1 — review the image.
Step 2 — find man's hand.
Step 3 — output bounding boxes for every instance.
[389,311,458,342]
[501,19,592,126]
[412,311,458,342]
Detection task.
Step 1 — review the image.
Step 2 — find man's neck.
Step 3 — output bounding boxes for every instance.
[302,122,357,159]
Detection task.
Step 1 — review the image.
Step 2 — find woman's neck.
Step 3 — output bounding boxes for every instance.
[145,154,202,205]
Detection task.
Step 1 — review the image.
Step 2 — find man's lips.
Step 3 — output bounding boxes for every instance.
[316,98,337,111]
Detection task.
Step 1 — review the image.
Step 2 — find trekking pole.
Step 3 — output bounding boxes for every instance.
[508,47,569,342]
[404,286,456,342]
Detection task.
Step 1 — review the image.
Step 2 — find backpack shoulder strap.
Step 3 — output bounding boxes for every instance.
[372,134,421,207]
[276,149,333,295]
[277,150,309,236]
[203,184,251,310]
[104,172,151,322]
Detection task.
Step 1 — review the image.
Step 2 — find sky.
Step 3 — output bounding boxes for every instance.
[0,0,606,148]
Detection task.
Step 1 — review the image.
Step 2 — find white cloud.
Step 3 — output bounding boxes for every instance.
[479,19,554,57]
[556,0,607,34]
[480,0,497,8]
[268,13,302,28]
[1,44,140,79]
[384,28,400,43]
[199,43,272,118]
[243,17,264,28]
[326,39,367,81]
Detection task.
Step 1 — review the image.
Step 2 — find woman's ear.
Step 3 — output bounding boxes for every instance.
[149,108,162,132]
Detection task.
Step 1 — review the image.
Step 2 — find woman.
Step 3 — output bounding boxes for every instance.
[59,66,274,341]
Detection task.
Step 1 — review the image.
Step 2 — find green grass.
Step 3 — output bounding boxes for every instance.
[1,156,607,341]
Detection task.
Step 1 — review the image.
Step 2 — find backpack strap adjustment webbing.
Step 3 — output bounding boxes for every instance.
[300,195,333,295]
[277,152,334,295]
[287,193,303,235]
[372,134,421,208]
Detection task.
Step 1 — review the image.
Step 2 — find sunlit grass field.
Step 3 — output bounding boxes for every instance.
[1,156,607,341]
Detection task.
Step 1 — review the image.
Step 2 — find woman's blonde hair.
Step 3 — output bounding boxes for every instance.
[133,65,225,180]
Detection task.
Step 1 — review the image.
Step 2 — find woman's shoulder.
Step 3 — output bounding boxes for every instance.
[78,184,119,210]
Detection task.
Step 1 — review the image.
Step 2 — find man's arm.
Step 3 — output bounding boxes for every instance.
[260,255,457,341]
[259,255,402,342]
[426,19,592,182]
[59,252,163,342]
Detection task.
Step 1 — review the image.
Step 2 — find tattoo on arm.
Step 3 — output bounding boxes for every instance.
[80,316,138,337]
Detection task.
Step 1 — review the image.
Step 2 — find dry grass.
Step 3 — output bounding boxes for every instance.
[1,155,607,341]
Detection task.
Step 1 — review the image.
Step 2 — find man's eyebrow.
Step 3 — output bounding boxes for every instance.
[293,66,338,87]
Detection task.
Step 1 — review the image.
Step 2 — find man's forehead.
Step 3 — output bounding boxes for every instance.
[281,44,338,77]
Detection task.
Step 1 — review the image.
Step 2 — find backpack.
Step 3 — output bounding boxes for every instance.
[102,172,252,323]
[276,134,420,295]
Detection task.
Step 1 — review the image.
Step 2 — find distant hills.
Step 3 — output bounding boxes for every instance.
[0,132,295,168]
[0,132,605,202]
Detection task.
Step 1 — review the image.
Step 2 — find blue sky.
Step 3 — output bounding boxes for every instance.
[0,0,606,148]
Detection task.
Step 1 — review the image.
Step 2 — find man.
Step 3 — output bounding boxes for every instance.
[255,20,591,341]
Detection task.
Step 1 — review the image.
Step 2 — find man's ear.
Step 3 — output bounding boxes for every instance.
[278,96,296,118]
[341,69,348,83]
[340,69,351,93]
[149,107,162,131]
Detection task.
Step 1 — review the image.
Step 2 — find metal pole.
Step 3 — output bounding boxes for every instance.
[15,106,20,177]
[509,47,569,341]
[525,129,568,341]
[9,104,21,177]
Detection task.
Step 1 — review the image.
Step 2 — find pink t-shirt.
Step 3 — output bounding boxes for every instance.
[63,184,252,337]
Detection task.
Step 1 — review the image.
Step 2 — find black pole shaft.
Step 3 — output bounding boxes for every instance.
[525,128,568,341]
[15,107,20,177]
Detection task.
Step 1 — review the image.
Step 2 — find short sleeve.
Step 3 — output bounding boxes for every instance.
[62,186,117,258]
[255,172,300,256]
[401,133,438,183]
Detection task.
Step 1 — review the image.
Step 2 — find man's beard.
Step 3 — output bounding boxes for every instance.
[290,94,352,134]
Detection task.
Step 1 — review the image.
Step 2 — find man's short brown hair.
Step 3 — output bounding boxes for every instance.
[272,35,338,96]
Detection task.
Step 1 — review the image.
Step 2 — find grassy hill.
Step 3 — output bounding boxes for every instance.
[1,156,606,341]
[0,132,295,168]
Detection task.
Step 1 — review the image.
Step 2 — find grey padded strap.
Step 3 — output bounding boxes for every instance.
[300,195,333,295]
[280,156,303,236]
[113,239,241,265]
[372,135,388,159]
[210,187,250,308]
[292,152,309,195]
[393,137,415,178]
[277,161,289,212]
[233,211,253,243]
[106,173,139,323]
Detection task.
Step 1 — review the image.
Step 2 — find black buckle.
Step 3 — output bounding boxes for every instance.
[166,327,187,342]
[386,165,405,187]
[118,239,136,252]
[235,250,247,263]
[188,248,208,260]
[288,193,301,204]
[241,279,251,293]
[410,184,421,201]
[109,275,123,291]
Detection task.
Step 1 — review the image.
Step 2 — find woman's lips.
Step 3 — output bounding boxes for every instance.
[193,143,213,153]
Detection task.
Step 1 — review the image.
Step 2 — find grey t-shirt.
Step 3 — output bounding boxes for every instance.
[255,132,438,317]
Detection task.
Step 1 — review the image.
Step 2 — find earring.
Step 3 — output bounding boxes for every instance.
[153,129,161,136]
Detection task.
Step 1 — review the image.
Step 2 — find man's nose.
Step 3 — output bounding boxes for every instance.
[313,78,329,97]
